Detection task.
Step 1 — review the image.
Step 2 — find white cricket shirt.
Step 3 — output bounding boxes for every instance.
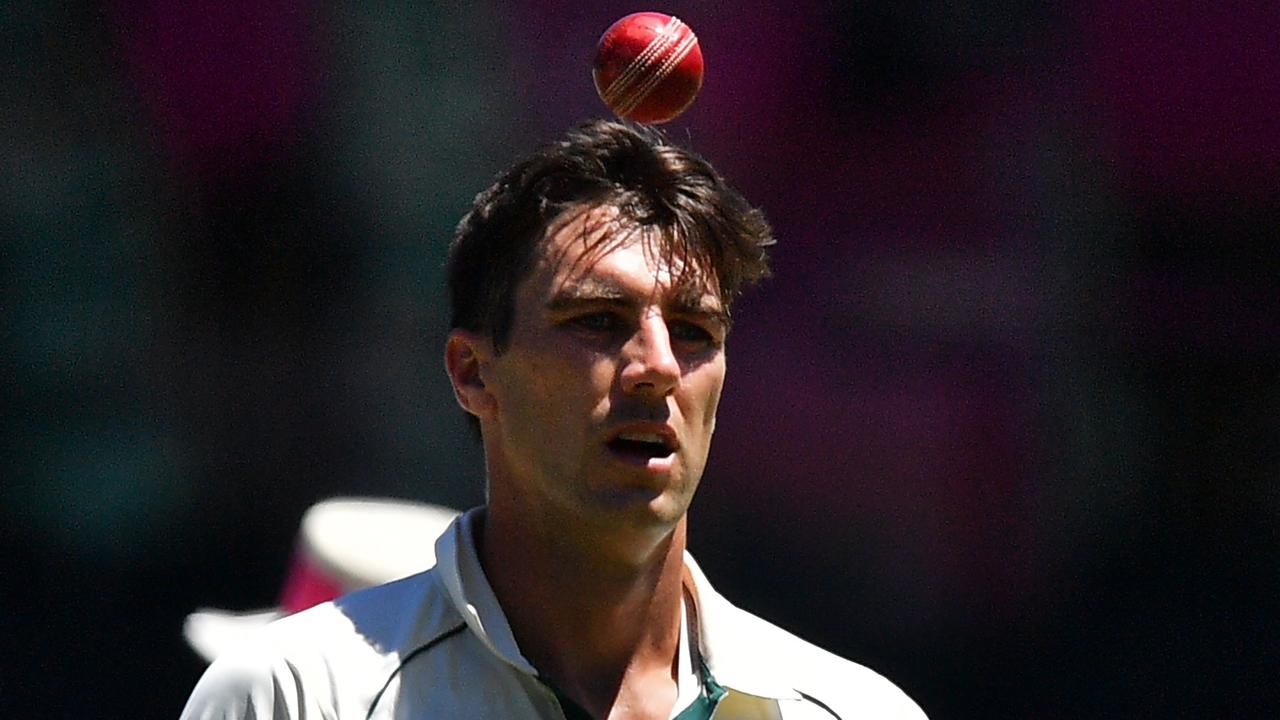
[180,509,927,719]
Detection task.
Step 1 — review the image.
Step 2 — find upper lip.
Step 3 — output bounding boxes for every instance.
[604,422,680,452]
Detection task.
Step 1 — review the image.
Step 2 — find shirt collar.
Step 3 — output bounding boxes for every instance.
[682,553,802,702]
[434,507,539,675]
[434,507,799,701]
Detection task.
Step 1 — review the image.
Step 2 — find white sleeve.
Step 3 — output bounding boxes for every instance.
[178,648,320,720]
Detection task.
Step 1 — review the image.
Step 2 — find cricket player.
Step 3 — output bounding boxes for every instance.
[180,120,927,719]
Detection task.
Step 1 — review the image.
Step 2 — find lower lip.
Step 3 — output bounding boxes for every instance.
[607,446,676,472]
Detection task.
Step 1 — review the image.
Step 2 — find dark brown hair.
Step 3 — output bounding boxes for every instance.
[447,119,774,353]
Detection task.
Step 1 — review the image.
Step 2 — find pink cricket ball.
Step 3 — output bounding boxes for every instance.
[592,12,704,124]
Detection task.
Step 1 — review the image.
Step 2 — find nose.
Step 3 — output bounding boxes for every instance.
[619,314,681,396]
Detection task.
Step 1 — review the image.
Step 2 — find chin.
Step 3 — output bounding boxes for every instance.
[581,488,690,530]
[637,489,695,529]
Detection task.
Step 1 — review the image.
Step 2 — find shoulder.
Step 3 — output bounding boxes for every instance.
[724,604,927,719]
[180,569,459,720]
[685,553,927,720]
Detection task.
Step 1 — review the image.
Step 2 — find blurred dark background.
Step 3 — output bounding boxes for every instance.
[4,1,1277,717]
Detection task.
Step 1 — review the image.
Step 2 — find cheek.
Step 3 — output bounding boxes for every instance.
[496,349,613,424]
[490,353,551,420]
[589,357,619,400]
[684,362,726,430]
[703,382,724,430]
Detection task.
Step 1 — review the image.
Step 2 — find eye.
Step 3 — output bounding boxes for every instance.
[569,311,623,333]
[668,320,719,347]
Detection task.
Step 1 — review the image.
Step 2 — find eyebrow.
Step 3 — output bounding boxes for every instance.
[546,278,628,308]
[547,279,731,326]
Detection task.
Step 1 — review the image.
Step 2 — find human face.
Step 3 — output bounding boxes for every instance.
[480,206,729,532]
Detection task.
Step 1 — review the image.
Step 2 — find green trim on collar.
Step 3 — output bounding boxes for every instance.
[672,662,727,720]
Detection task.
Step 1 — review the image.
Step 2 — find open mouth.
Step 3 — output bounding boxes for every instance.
[606,432,676,461]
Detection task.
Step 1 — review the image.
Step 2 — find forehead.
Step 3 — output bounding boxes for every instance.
[527,204,721,304]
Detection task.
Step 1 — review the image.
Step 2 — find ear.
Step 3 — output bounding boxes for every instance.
[444,330,498,421]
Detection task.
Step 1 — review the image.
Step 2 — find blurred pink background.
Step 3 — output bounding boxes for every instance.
[4,2,1276,716]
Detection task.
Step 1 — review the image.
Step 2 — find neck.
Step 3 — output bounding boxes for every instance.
[478,499,688,718]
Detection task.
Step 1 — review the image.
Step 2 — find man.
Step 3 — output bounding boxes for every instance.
[180,120,927,719]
